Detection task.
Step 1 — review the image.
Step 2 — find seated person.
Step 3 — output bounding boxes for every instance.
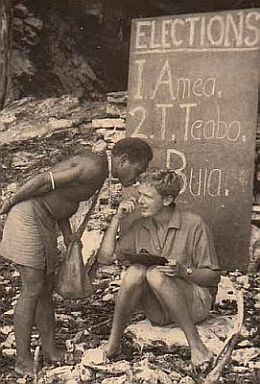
[97,169,221,370]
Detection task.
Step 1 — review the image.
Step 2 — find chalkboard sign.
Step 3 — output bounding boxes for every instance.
[126,9,260,271]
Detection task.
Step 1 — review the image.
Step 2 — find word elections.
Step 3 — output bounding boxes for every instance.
[135,11,259,50]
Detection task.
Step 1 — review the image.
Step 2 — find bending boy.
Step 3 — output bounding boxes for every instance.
[98,169,221,370]
[0,138,153,376]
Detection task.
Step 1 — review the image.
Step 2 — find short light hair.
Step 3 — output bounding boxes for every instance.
[139,168,182,200]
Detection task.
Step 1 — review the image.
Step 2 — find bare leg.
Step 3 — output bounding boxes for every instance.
[35,273,64,362]
[146,268,213,367]
[140,280,170,326]
[14,265,45,375]
[106,264,147,357]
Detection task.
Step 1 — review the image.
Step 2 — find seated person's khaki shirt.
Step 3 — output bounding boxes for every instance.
[116,205,220,300]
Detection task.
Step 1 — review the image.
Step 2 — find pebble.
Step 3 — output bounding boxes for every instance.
[81,347,107,366]
[80,366,93,382]
[0,325,14,335]
[2,348,16,357]
[179,377,195,384]
[4,309,14,316]
[17,379,27,384]
[102,293,114,302]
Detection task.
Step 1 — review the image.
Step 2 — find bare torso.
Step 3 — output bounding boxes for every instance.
[40,150,108,220]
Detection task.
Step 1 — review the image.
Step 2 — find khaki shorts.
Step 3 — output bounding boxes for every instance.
[150,281,213,326]
[188,282,213,323]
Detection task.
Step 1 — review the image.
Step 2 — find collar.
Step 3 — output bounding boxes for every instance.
[141,205,181,230]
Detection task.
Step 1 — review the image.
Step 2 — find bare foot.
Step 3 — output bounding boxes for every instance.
[191,347,214,373]
[15,358,34,377]
[103,342,122,359]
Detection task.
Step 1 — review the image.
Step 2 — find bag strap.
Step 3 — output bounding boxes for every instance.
[74,188,101,240]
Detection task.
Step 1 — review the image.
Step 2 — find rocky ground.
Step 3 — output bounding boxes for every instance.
[0,95,259,383]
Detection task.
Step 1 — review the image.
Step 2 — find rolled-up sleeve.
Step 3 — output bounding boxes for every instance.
[192,220,220,270]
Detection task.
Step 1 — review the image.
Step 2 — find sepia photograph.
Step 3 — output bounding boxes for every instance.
[0,1,259,383]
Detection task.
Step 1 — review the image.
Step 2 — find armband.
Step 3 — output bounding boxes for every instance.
[48,171,55,191]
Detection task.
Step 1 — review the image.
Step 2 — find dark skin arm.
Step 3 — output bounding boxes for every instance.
[58,219,73,248]
[0,165,83,215]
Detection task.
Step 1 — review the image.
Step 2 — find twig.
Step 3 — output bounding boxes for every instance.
[203,290,244,384]
[89,318,111,331]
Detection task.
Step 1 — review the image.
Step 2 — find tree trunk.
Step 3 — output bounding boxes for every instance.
[0,0,12,110]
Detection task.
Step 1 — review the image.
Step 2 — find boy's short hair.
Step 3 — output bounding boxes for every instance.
[112,138,153,165]
[139,168,182,200]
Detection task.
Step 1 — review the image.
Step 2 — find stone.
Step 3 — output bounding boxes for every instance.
[81,229,103,264]
[101,376,128,384]
[92,118,125,129]
[232,366,250,373]
[16,379,27,384]
[179,377,195,384]
[92,139,108,154]
[45,365,81,382]
[66,329,90,352]
[126,315,238,355]
[14,4,29,18]
[215,275,237,305]
[6,182,19,193]
[56,313,74,322]
[65,339,74,353]
[0,114,17,126]
[237,339,253,347]
[25,17,43,31]
[80,365,93,382]
[248,361,260,370]
[236,275,250,288]
[169,370,183,382]
[102,293,114,302]
[0,325,14,335]
[81,347,107,366]
[1,332,16,349]
[81,349,131,375]
[74,342,88,355]
[47,118,73,130]
[106,103,126,117]
[133,358,172,384]
[106,91,127,104]
[231,347,259,365]
[0,96,101,145]
[97,264,121,277]
[94,127,126,143]
[2,348,16,357]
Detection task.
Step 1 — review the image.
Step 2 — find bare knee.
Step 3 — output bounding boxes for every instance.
[122,264,147,288]
[146,267,166,289]
[146,267,181,290]
[19,267,45,299]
